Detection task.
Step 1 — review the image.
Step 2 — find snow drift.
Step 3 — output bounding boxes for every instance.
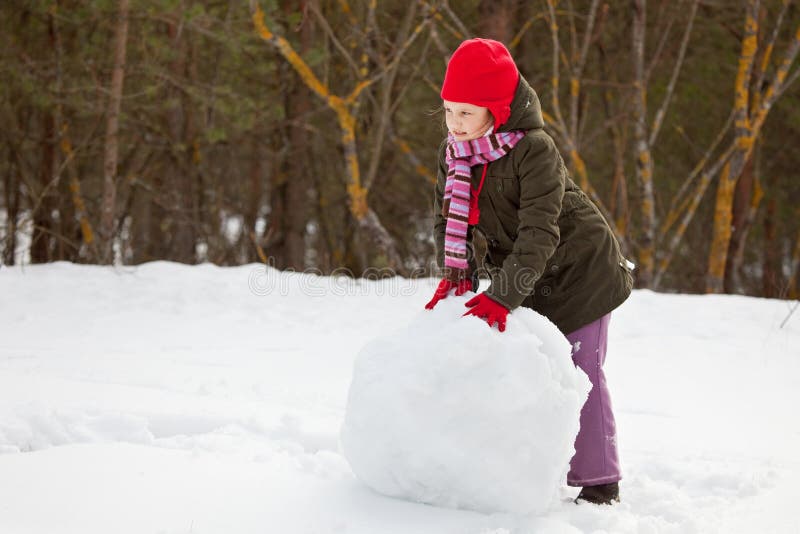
[340,295,591,514]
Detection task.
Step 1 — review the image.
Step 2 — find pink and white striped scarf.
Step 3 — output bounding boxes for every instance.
[442,130,526,281]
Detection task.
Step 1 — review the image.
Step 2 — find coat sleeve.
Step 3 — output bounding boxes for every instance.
[485,134,565,310]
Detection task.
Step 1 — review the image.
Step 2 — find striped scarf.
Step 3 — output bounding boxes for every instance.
[442,130,526,281]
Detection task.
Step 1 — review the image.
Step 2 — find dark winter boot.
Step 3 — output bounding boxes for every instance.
[574,482,620,505]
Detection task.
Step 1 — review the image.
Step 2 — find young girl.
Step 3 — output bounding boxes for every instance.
[424,38,634,505]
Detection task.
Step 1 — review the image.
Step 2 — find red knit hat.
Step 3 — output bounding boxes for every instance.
[440,38,520,129]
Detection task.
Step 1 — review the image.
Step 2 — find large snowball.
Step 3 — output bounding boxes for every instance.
[340,295,591,515]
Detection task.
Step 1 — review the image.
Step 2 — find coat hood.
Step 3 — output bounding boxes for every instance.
[497,75,545,132]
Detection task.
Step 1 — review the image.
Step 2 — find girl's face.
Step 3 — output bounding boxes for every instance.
[443,100,493,141]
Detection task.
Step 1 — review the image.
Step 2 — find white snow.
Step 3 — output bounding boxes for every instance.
[341,297,590,515]
[0,261,799,533]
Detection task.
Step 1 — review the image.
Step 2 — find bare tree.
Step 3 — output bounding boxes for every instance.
[100,0,130,263]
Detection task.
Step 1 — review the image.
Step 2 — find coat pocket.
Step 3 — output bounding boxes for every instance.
[486,174,520,207]
[481,174,521,248]
[534,238,584,302]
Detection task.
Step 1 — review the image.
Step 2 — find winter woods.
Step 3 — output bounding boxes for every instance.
[1,0,798,298]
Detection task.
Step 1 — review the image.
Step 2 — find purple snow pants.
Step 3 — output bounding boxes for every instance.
[564,312,621,487]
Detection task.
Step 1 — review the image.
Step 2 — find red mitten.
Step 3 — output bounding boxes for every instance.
[424,278,473,310]
[463,293,509,332]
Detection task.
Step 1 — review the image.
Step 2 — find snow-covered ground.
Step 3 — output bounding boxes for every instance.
[1,261,798,534]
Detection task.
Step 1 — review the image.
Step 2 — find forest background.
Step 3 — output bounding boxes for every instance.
[1,0,798,298]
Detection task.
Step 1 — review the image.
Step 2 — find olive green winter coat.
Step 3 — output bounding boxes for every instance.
[433,75,634,335]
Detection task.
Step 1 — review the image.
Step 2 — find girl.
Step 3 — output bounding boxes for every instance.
[424,38,634,505]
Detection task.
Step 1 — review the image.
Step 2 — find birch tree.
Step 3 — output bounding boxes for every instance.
[706,0,799,293]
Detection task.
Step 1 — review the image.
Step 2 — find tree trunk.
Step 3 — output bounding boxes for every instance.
[246,136,264,265]
[59,127,97,262]
[265,2,313,271]
[724,150,758,294]
[164,16,197,264]
[706,0,759,293]
[57,145,78,261]
[49,5,74,262]
[268,60,291,270]
[725,154,753,293]
[131,185,154,264]
[762,191,779,298]
[3,145,20,266]
[788,228,800,300]
[632,0,655,287]
[478,0,516,44]
[30,111,57,263]
[100,0,130,263]
[284,2,313,270]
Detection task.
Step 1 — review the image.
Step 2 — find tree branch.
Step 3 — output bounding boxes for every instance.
[441,0,471,39]
[308,2,361,76]
[650,0,698,147]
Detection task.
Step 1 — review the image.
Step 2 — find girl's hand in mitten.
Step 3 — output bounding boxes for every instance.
[463,293,509,332]
[424,278,473,310]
